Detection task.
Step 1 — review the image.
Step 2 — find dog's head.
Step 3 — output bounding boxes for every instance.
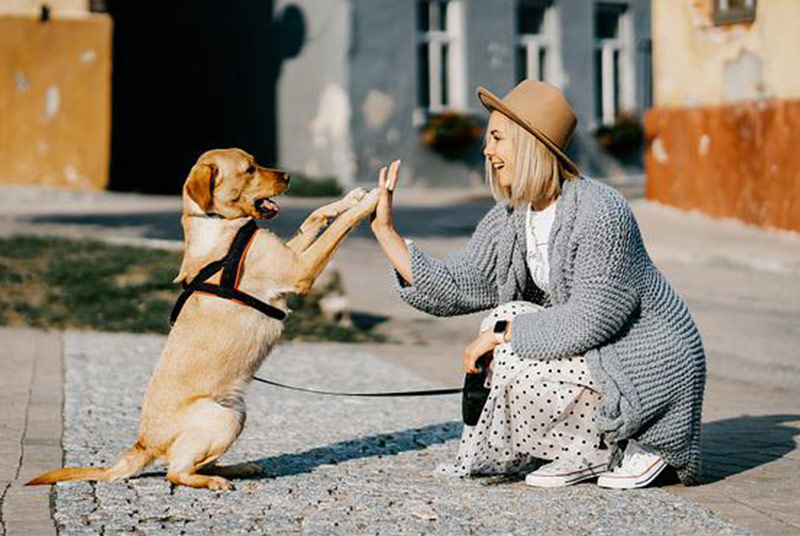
[182,148,290,220]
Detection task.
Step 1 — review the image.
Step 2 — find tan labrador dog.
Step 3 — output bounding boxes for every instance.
[28,148,379,491]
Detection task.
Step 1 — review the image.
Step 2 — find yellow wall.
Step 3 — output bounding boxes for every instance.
[0,13,112,189]
[652,0,800,108]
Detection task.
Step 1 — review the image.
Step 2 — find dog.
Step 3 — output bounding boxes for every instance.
[28,148,379,491]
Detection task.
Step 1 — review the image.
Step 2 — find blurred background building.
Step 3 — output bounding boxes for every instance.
[0,0,111,190]
[277,0,652,188]
[1,0,797,232]
[0,0,652,192]
[646,0,800,233]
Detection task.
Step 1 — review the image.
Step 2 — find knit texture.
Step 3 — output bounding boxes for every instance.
[395,177,706,484]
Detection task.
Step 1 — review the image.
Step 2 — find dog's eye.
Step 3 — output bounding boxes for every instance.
[246,165,256,174]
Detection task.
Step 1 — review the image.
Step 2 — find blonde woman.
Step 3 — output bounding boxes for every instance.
[370,81,705,488]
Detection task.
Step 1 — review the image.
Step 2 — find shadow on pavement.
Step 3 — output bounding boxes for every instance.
[28,202,494,241]
[699,414,800,484]
[251,421,462,479]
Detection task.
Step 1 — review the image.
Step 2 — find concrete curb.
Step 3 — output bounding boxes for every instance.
[0,329,63,536]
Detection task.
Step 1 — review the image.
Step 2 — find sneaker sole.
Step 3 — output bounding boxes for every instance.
[525,464,607,488]
[597,458,668,489]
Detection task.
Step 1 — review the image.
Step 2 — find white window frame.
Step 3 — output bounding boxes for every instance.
[416,0,467,114]
[516,1,561,85]
[594,3,635,126]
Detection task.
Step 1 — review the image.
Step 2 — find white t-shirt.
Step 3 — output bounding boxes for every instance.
[525,200,557,292]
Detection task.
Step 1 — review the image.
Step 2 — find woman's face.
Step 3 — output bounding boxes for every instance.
[483,113,515,190]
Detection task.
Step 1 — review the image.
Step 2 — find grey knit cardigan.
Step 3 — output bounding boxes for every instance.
[395,177,706,484]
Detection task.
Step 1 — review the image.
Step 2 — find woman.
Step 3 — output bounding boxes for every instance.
[370,81,705,488]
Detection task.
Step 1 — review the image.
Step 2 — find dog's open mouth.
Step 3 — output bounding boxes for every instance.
[254,198,280,219]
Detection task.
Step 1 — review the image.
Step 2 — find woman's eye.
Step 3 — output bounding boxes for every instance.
[246,165,256,174]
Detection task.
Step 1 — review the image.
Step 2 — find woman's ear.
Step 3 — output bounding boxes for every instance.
[185,163,218,211]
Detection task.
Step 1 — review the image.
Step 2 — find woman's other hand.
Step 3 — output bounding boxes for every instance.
[463,331,500,374]
[370,160,414,284]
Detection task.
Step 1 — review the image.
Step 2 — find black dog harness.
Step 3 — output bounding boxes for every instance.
[169,219,287,325]
[168,218,465,403]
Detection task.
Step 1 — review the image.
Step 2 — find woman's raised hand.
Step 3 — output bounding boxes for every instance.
[371,159,401,234]
[369,159,413,284]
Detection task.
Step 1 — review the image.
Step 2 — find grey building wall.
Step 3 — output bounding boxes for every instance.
[275,0,354,184]
[276,0,651,187]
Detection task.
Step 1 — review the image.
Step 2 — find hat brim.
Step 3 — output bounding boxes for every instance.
[478,86,579,177]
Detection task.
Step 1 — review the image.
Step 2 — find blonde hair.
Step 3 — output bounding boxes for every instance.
[485,112,576,206]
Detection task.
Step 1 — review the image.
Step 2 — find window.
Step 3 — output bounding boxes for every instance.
[713,0,756,25]
[416,1,467,112]
[594,3,633,125]
[515,0,556,83]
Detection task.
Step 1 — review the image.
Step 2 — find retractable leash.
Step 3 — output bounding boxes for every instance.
[251,375,462,397]
[169,218,465,399]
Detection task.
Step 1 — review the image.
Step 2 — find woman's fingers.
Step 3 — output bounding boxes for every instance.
[378,166,387,190]
[387,159,401,192]
[372,164,394,228]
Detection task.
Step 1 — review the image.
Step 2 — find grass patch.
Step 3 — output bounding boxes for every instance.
[0,235,384,342]
[285,173,343,197]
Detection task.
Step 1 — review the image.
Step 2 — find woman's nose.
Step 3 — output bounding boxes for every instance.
[483,144,494,158]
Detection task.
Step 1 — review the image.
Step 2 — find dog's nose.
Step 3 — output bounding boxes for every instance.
[283,173,291,184]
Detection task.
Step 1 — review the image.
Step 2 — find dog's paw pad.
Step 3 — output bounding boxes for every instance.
[346,187,369,202]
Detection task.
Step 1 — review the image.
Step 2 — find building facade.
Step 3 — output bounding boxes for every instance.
[277,0,652,187]
[646,0,800,232]
[0,0,111,189]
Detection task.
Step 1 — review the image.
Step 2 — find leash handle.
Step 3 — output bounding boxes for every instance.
[252,375,462,397]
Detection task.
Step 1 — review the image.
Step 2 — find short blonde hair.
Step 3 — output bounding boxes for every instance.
[485,112,576,206]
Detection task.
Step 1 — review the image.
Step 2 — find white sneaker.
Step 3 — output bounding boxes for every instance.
[597,440,667,489]
[525,457,608,488]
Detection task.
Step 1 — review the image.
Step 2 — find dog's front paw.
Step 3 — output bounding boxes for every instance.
[344,187,369,203]
[355,187,380,212]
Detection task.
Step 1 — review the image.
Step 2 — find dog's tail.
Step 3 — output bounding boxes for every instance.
[26,442,153,486]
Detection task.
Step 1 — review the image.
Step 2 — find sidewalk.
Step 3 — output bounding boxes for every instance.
[46,333,747,534]
[0,183,798,533]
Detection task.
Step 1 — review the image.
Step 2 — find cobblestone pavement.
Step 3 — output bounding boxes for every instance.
[53,332,743,535]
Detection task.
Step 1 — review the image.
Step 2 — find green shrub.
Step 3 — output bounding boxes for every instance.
[285,173,343,197]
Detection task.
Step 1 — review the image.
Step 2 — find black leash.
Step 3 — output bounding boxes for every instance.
[251,375,463,397]
[170,219,287,325]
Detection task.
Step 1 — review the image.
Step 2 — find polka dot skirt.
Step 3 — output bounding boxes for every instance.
[437,301,607,477]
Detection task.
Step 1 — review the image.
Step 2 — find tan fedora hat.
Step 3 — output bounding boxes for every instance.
[478,81,579,176]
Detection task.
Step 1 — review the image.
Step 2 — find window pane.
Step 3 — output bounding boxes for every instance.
[417,1,430,32]
[438,1,448,31]
[517,3,546,35]
[516,46,528,83]
[441,43,449,107]
[613,48,620,118]
[418,43,430,108]
[538,46,547,81]
[594,49,603,120]
[595,3,623,39]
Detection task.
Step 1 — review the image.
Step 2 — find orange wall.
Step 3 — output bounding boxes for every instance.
[0,14,112,189]
[645,99,800,233]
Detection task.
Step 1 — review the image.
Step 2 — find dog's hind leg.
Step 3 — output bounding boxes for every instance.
[165,399,244,491]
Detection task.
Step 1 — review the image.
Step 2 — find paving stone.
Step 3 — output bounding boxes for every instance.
[54,332,746,535]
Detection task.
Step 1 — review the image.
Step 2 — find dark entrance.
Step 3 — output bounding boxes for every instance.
[104,1,304,193]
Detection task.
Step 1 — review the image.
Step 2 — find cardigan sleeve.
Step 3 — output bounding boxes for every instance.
[510,194,643,359]
[392,204,504,317]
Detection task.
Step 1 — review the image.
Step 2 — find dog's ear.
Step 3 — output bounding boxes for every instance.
[185,163,218,212]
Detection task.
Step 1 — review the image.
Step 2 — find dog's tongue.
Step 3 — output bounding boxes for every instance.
[255,198,280,219]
